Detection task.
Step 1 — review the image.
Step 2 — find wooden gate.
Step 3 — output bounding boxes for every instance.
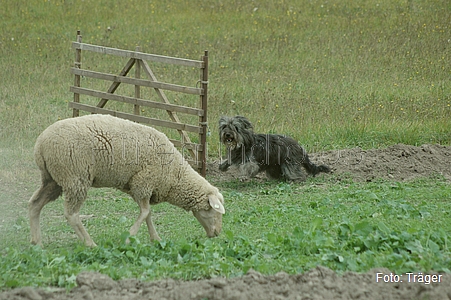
[69,31,209,176]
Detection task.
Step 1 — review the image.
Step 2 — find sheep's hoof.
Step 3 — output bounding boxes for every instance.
[85,241,97,247]
[30,241,43,247]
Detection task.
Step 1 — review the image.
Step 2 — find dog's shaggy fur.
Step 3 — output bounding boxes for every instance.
[218,116,330,181]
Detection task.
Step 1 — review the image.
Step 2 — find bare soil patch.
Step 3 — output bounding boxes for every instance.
[2,267,450,300]
[1,143,450,300]
[207,143,451,183]
[0,267,451,300]
[311,143,451,182]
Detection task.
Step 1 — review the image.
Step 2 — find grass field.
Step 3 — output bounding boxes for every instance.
[1,177,451,289]
[0,0,450,290]
[1,0,450,150]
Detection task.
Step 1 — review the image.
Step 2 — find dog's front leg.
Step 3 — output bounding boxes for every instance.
[219,159,231,171]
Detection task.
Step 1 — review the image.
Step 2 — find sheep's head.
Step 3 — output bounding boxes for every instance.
[192,191,225,238]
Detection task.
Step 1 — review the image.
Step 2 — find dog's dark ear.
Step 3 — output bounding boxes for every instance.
[235,116,254,131]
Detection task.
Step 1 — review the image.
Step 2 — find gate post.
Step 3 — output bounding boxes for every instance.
[199,50,209,177]
[73,30,82,117]
[134,46,141,115]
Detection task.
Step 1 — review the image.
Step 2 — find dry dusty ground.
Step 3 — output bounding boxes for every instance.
[310,143,451,183]
[208,143,451,183]
[1,143,451,300]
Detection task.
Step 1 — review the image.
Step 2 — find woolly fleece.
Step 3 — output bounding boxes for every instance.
[29,114,224,246]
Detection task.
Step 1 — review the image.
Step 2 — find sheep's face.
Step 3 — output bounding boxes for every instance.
[193,192,225,237]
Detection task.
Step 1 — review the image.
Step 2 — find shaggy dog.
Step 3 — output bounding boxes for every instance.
[218,116,330,181]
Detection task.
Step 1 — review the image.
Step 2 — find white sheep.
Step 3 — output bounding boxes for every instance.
[28,114,225,247]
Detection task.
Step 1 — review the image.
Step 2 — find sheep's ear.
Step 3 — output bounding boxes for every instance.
[208,195,225,214]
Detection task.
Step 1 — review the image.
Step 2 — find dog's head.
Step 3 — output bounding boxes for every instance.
[219,116,254,150]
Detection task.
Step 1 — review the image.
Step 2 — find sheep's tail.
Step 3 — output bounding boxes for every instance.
[33,142,47,173]
[33,141,61,190]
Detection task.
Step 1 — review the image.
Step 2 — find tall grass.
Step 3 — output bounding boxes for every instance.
[1,0,449,153]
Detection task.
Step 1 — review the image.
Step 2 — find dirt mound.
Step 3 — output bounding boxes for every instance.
[208,143,451,182]
[2,267,450,300]
[2,144,451,300]
[311,143,451,182]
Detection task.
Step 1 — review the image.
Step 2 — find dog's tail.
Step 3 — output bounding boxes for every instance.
[302,156,331,176]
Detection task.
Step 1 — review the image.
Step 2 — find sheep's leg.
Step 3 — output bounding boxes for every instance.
[128,178,159,241]
[129,199,150,236]
[63,187,96,247]
[145,211,161,241]
[28,176,62,245]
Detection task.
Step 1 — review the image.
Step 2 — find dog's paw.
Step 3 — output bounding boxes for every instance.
[219,165,228,172]
[239,176,251,182]
[219,161,230,172]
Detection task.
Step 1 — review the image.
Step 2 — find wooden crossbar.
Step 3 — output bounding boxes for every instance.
[70,30,208,176]
[139,59,196,158]
[72,42,204,68]
[97,58,135,108]
[69,102,203,133]
[70,68,203,95]
[70,86,204,116]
